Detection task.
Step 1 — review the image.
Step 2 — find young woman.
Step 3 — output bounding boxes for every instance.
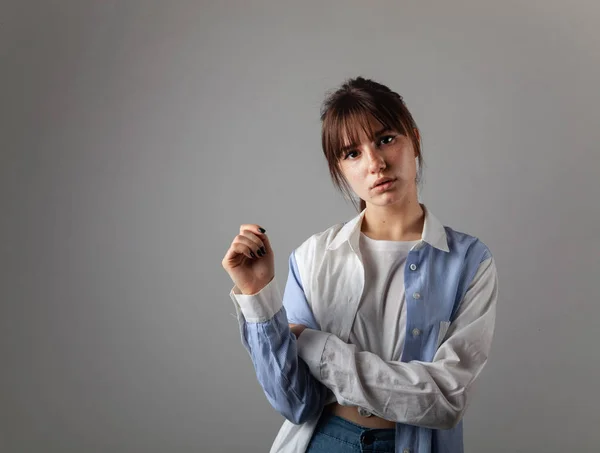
[222,77,498,453]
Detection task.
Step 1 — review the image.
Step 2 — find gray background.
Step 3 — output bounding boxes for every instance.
[1,1,599,452]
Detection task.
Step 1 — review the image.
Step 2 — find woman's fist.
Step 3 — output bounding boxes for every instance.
[222,224,275,295]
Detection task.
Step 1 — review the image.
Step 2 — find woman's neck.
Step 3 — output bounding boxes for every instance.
[360,199,425,242]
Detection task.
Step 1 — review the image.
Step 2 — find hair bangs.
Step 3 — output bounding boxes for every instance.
[324,102,392,161]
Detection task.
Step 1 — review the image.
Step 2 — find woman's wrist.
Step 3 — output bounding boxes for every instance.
[290,324,307,338]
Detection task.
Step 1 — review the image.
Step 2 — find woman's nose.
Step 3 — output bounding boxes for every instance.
[365,147,386,172]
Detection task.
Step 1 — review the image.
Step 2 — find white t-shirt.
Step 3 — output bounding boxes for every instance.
[348,232,421,361]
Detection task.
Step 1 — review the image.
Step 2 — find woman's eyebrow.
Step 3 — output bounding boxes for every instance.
[340,127,392,152]
[374,128,394,138]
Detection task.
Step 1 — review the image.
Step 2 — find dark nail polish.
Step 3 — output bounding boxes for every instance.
[260,246,266,255]
[257,249,263,257]
[259,227,266,233]
[250,251,256,258]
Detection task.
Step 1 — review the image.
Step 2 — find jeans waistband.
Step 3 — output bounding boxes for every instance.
[315,410,396,444]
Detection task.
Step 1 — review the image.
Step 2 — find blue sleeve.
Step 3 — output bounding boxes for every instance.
[283,250,320,330]
[238,250,327,424]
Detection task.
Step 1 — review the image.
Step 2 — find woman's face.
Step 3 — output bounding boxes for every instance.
[338,114,420,208]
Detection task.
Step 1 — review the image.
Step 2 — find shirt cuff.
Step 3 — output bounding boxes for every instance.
[296,328,332,380]
[229,277,283,323]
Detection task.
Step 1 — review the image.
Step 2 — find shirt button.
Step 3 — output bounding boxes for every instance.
[409,263,417,271]
[357,407,372,417]
[412,328,421,337]
[413,292,421,299]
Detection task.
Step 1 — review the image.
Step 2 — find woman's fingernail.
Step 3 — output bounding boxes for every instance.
[260,246,266,255]
[258,227,266,233]
[250,251,256,258]
[257,249,264,257]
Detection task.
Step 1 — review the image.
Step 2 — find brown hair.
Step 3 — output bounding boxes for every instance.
[320,76,424,212]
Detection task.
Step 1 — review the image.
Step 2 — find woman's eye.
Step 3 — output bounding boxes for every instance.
[344,150,359,159]
[379,135,395,146]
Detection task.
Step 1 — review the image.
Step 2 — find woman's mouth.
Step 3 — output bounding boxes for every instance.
[372,179,396,192]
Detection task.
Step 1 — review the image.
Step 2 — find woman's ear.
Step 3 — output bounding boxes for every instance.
[413,127,420,142]
[413,128,421,157]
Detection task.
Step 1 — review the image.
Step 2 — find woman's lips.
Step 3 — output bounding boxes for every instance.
[372,179,396,192]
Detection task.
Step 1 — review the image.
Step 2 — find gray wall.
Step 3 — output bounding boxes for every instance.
[1,1,599,452]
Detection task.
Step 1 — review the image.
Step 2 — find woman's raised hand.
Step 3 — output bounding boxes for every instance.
[222,224,275,295]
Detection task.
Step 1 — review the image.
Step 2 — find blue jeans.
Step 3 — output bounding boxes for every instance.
[306,410,396,453]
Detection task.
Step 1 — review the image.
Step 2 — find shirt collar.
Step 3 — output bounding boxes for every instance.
[326,203,450,253]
